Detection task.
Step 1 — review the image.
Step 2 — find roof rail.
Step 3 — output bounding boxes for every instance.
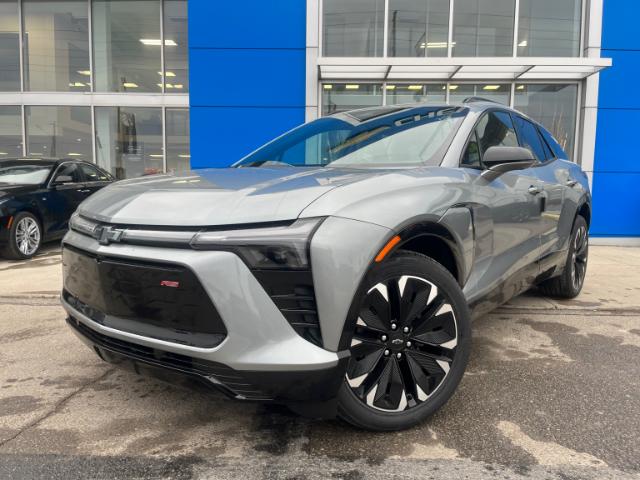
[462,96,501,104]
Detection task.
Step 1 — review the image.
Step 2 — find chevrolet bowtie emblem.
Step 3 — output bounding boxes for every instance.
[96,226,124,245]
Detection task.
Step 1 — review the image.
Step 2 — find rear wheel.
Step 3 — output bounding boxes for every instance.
[538,215,588,298]
[337,252,471,431]
[2,212,42,260]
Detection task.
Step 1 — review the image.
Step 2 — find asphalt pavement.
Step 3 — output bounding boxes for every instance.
[0,243,639,479]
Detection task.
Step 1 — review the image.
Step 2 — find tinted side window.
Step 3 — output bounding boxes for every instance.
[539,127,569,160]
[79,163,110,182]
[53,164,81,184]
[476,111,519,153]
[514,116,546,161]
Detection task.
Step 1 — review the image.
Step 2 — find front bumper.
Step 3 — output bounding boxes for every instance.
[61,229,348,403]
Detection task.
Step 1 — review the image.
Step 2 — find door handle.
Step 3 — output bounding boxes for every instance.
[566,179,578,187]
[528,185,543,195]
[77,189,91,193]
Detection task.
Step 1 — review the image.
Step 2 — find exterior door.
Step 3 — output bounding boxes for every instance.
[461,110,545,307]
[44,163,87,235]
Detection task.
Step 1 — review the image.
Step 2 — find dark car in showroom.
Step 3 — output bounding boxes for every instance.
[0,159,114,259]
[61,100,590,430]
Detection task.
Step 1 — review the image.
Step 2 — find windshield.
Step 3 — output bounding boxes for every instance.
[0,164,52,185]
[236,106,467,168]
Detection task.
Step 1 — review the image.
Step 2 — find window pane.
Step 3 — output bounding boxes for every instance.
[95,106,163,178]
[323,0,384,57]
[0,106,23,156]
[386,84,446,104]
[518,0,581,57]
[448,84,510,105]
[166,108,190,173]
[322,84,383,115]
[23,0,90,92]
[79,162,111,181]
[513,115,546,161]
[388,0,449,57]
[93,0,161,92]
[514,84,577,158]
[476,111,519,154]
[26,106,92,160]
[453,0,515,56]
[163,0,188,92]
[0,0,20,91]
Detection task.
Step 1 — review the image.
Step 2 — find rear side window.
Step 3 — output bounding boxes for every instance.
[513,116,546,161]
[539,127,569,160]
[79,163,111,182]
[461,111,518,168]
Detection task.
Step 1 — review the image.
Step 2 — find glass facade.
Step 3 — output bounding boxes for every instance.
[0,0,20,91]
[386,84,446,104]
[0,1,188,179]
[452,0,515,57]
[166,108,190,173]
[323,0,385,57]
[387,0,450,57]
[448,83,510,105]
[514,83,578,157]
[518,0,582,57]
[0,106,22,156]
[25,106,92,159]
[95,106,164,179]
[322,84,383,115]
[93,0,162,92]
[23,0,90,92]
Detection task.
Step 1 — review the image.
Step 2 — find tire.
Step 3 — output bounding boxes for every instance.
[2,212,42,260]
[337,251,471,431]
[538,215,588,299]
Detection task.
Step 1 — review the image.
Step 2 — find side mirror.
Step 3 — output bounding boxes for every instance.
[52,175,74,186]
[481,146,536,180]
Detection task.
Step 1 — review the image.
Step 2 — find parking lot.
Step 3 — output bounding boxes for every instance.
[0,243,639,479]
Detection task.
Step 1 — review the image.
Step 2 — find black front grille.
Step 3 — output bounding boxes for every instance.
[62,245,226,348]
[252,270,323,347]
[67,316,270,400]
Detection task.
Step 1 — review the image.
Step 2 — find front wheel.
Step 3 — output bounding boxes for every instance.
[337,252,471,431]
[2,212,42,260]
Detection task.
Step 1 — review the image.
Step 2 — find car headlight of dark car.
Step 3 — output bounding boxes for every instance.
[191,217,325,269]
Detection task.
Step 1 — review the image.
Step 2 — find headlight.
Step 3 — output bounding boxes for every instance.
[69,212,99,237]
[191,217,325,269]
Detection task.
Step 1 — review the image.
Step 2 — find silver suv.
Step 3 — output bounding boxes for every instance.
[61,100,590,431]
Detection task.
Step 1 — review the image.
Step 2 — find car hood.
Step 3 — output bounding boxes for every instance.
[77,167,391,227]
[0,184,38,197]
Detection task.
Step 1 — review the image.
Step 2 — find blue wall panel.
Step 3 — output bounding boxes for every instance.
[591,173,640,236]
[592,1,640,236]
[190,49,305,108]
[188,0,307,169]
[188,0,306,49]
[190,107,305,168]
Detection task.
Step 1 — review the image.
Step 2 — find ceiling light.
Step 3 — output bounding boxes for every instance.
[68,82,86,87]
[518,40,528,47]
[149,154,164,158]
[77,70,91,76]
[407,85,423,90]
[158,71,176,77]
[140,39,177,46]
[173,84,183,89]
[0,152,7,155]
[123,82,138,88]
[179,154,191,158]
[421,42,456,49]
[448,85,459,90]
[483,85,501,90]
[166,83,174,89]
[67,153,83,157]
[345,84,360,90]
[29,153,43,156]
[323,84,333,90]
[385,85,396,90]
[516,85,525,90]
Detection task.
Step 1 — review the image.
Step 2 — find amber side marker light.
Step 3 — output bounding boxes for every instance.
[6,216,13,229]
[375,235,401,263]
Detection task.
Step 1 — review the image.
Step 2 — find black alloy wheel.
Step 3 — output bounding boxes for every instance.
[337,252,471,431]
[571,223,588,291]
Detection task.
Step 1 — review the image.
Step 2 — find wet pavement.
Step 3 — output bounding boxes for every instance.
[0,244,639,479]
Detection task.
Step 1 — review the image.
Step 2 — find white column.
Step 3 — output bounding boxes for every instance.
[305,0,320,122]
